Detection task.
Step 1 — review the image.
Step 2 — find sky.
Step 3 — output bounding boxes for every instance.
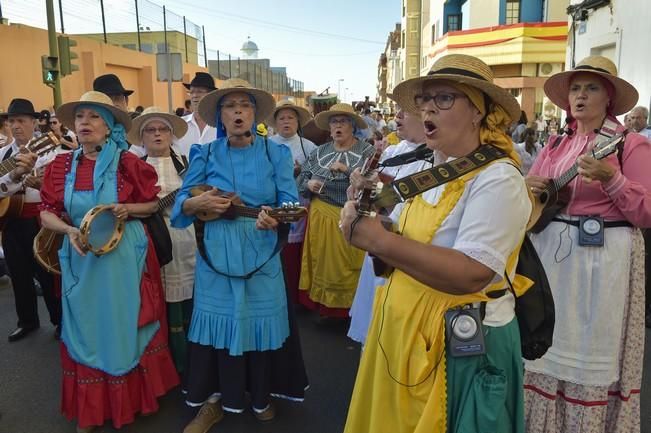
[3,0,401,103]
[162,0,400,102]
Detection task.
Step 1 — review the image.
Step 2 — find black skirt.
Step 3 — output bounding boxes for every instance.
[184,282,309,411]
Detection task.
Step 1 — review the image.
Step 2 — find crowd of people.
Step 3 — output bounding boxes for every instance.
[0,51,649,433]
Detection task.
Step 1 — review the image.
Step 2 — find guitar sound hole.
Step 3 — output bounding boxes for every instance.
[539,191,548,204]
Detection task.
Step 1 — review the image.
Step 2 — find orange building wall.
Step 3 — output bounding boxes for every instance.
[0,23,214,112]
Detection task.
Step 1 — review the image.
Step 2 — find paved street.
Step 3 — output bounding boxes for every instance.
[0,276,649,433]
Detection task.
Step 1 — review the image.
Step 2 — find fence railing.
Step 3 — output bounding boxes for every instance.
[0,0,304,97]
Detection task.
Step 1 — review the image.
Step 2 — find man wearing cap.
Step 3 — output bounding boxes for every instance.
[173,72,217,157]
[0,98,61,342]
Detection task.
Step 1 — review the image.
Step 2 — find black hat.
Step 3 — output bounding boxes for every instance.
[93,74,134,96]
[183,72,216,90]
[0,98,40,118]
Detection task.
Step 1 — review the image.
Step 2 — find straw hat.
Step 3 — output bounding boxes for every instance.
[392,54,521,121]
[198,78,275,126]
[314,103,368,131]
[127,106,188,144]
[544,55,638,116]
[57,91,132,132]
[268,100,312,129]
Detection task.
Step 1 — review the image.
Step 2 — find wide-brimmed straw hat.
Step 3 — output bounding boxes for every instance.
[57,91,132,132]
[127,106,188,144]
[544,55,638,116]
[268,100,313,128]
[198,78,275,126]
[314,103,368,131]
[392,54,521,121]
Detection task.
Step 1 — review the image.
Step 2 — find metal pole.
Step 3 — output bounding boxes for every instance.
[253,64,257,87]
[183,16,188,63]
[202,25,208,68]
[99,0,107,43]
[228,54,232,78]
[217,51,220,78]
[163,6,173,113]
[135,0,141,52]
[46,0,62,107]
[238,57,241,79]
[57,0,65,33]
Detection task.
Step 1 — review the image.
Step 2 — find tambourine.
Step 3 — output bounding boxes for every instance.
[79,204,125,256]
[33,227,63,275]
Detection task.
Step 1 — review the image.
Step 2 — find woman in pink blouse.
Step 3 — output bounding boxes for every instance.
[524,56,650,433]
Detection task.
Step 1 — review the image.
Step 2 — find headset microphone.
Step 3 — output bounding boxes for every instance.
[77,145,103,161]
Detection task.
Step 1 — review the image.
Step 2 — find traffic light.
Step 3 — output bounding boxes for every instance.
[57,36,79,76]
[41,55,59,86]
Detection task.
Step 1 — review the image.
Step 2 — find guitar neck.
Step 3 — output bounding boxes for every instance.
[230,204,263,219]
[158,189,180,210]
[0,158,18,178]
[551,162,580,192]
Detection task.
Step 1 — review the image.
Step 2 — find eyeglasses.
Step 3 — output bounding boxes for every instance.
[221,102,255,110]
[414,92,467,110]
[143,126,172,134]
[329,117,352,126]
[49,121,59,125]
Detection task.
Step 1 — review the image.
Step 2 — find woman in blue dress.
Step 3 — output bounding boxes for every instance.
[171,78,307,432]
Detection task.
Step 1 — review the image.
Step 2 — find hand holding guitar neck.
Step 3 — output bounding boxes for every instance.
[10,150,37,181]
[190,185,307,223]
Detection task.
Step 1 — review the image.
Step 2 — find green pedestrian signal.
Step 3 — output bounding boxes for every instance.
[57,36,79,76]
[41,55,59,86]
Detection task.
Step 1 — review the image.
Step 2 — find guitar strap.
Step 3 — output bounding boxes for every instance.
[372,144,508,209]
[195,134,289,279]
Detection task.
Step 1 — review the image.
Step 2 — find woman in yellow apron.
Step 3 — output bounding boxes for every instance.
[339,54,531,433]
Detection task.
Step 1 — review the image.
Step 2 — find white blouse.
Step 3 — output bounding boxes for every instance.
[390,156,531,326]
[147,156,196,302]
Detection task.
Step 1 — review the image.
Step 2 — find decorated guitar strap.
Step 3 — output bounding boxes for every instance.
[372,144,507,209]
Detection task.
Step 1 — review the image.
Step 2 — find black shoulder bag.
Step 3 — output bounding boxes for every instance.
[139,150,188,267]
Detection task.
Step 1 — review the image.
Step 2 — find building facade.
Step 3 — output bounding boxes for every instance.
[566,0,651,118]
[377,23,402,108]
[389,0,570,122]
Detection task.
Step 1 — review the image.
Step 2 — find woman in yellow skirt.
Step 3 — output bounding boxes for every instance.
[339,54,531,433]
[297,103,375,318]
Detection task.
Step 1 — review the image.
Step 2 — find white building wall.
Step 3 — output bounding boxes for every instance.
[469,0,500,28]
[569,0,651,115]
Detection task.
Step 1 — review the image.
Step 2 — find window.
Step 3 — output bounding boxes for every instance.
[141,43,153,53]
[431,23,436,44]
[122,44,136,51]
[506,0,521,25]
[447,14,461,32]
[157,42,168,53]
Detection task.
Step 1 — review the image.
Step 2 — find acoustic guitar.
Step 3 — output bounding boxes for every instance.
[356,146,395,277]
[0,132,60,229]
[189,185,307,223]
[528,131,627,233]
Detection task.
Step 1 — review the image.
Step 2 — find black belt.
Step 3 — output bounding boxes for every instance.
[551,217,632,228]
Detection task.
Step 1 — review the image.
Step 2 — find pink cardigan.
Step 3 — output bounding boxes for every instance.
[529,125,651,227]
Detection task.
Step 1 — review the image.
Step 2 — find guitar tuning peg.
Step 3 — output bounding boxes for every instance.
[281,202,288,209]
[294,202,300,208]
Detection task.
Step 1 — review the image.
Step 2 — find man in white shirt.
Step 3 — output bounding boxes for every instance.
[628,106,651,139]
[0,99,60,342]
[173,72,217,156]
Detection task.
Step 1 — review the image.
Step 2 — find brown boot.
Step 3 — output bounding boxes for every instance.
[183,401,224,433]
[253,402,275,423]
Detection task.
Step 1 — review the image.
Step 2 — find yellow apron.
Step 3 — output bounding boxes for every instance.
[344,166,529,433]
